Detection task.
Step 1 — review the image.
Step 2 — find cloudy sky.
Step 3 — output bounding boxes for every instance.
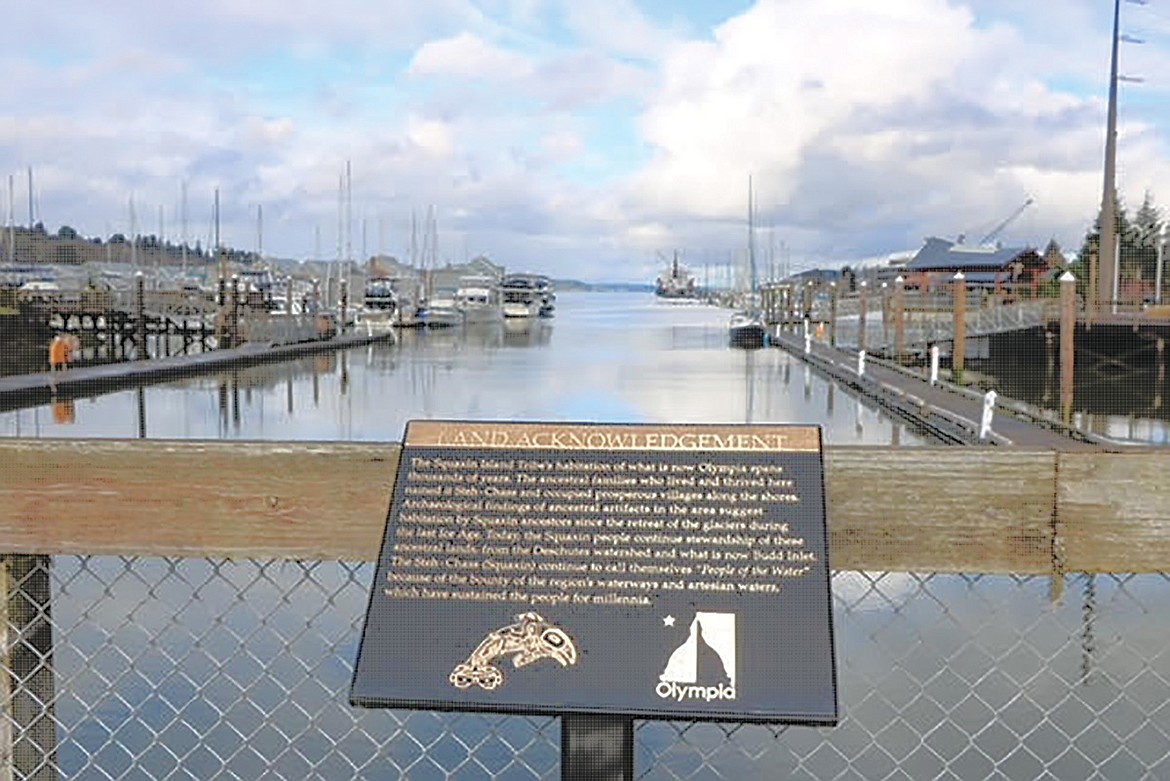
[4,0,1170,282]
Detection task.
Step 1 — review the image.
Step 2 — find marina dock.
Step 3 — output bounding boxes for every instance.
[0,331,394,412]
[769,329,1100,449]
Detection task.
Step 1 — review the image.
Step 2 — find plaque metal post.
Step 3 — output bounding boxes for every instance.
[562,714,633,781]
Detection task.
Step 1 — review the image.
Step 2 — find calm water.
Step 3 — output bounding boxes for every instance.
[0,292,924,445]
[10,295,1170,779]
[969,330,1170,445]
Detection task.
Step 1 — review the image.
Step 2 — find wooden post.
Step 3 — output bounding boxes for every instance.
[1060,271,1077,424]
[217,276,227,349]
[829,282,838,348]
[134,272,146,361]
[1155,337,1164,412]
[880,281,890,348]
[562,715,633,781]
[2,555,59,781]
[137,385,147,439]
[858,281,868,354]
[230,275,240,349]
[893,275,906,363]
[1043,331,1055,405]
[952,272,966,384]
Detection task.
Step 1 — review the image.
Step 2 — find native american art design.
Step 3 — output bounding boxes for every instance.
[449,612,578,691]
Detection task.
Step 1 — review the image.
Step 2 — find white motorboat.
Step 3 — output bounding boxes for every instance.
[357,276,398,333]
[501,273,542,318]
[422,286,463,328]
[535,276,556,318]
[455,275,504,325]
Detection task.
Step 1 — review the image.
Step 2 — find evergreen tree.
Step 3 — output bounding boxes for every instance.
[1131,190,1162,282]
[1076,190,1133,296]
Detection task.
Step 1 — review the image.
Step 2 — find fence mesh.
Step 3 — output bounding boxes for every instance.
[3,556,1169,780]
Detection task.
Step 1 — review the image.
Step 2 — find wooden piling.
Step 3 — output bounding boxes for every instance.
[952,272,966,384]
[829,282,838,347]
[230,275,240,349]
[1059,272,1077,424]
[893,275,906,363]
[858,281,868,354]
[216,276,227,348]
[1157,337,1165,413]
[134,273,146,361]
[880,282,890,347]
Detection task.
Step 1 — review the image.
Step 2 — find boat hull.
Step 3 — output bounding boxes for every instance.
[729,313,768,349]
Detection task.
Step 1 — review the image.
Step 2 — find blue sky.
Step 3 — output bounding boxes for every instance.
[3,0,1170,282]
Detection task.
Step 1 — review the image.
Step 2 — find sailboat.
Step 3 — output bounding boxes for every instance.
[729,177,768,349]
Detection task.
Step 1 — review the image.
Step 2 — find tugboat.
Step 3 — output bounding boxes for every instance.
[655,252,698,300]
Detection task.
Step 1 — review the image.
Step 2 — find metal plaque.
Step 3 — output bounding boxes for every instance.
[351,421,838,724]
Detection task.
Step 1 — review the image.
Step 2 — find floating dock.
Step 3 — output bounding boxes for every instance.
[0,332,394,412]
[769,330,1100,449]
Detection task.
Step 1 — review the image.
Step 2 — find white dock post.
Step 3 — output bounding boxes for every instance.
[804,331,811,355]
[930,344,940,385]
[857,350,866,377]
[980,389,998,440]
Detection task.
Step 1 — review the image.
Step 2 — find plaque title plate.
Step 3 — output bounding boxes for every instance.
[351,421,837,724]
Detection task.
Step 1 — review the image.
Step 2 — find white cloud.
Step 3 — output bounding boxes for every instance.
[540,130,583,160]
[613,0,1167,264]
[405,115,457,157]
[4,0,1170,280]
[409,32,533,80]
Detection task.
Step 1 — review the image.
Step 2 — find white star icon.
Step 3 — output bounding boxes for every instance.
[663,615,676,627]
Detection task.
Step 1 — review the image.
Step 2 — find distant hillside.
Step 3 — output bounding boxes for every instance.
[0,222,256,271]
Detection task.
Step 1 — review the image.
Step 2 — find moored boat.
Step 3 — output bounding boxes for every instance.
[535,275,556,318]
[728,311,767,349]
[356,276,398,333]
[501,273,542,318]
[656,252,698,300]
[422,285,463,328]
[455,275,504,325]
[729,176,767,349]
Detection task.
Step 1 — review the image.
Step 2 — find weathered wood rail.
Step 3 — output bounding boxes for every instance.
[2,439,1168,574]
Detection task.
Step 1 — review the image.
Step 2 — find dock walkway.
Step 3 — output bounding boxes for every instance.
[0,332,394,412]
[770,331,1099,449]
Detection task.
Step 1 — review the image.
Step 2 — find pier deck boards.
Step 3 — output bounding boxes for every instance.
[770,330,1098,450]
[0,332,394,412]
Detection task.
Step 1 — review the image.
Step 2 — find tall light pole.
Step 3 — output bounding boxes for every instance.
[1093,0,1122,324]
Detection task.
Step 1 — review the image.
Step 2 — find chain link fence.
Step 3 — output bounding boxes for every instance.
[4,556,1169,780]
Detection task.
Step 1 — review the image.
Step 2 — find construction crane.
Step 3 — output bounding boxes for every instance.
[978,197,1034,246]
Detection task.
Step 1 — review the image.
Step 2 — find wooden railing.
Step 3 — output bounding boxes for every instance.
[3,439,1169,577]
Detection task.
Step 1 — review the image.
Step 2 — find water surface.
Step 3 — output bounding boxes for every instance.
[1,293,923,445]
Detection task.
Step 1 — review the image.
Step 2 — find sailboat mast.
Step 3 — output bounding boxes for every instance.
[180,180,188,276]
[129,193,138,273]
[747,175,757,297]
[7,174,14,263]
[410,210,418,268]
[345,159,352,301]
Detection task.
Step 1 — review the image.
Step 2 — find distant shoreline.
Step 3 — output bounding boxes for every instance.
[554,281,655,293]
